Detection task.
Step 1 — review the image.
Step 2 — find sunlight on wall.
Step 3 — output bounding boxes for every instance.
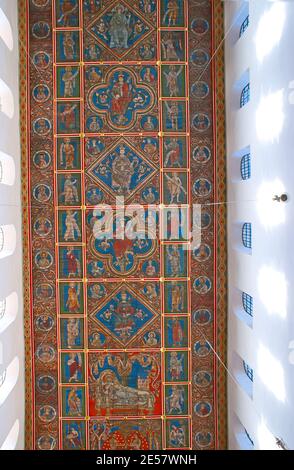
[0,292,18,334]
[255,2,286,62]
[0,151,15,186]
[258,266,287,319]
[0,78,14,119]
[0,8,13,51]
[256,179,286,229]
[257,344,286,403]
[0,356,19,407]
[256,90,284,143]
[0,419,19,450]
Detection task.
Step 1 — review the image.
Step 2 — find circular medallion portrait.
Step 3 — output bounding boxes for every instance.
[36,344,56,364]
[33,183,52,203]
[32,21,50,39]
[190,49,210,67]
[33,117,51,136]
[191,81,209,100]
[193,308,212,326]
[194,340,212,357]
[193,243,211,262]
[32,84,50,103]
[36,375,56,394]
[37,434,56,450]
[191,18,210,36]
[35,283,54,300]
[32,0,50,7]
[33,150,51,170]
[33,51,51,70]
[38,405,57,423]
[195,431,213,448]
[192,145,211,164]
[193,178,212,198]
[194,401,212,418]
[35,314,54,332]
[34,217,53,237]
[193,370,212,388]
[192,113,211,132]
[193,276,212,295]
[35,250,54,270]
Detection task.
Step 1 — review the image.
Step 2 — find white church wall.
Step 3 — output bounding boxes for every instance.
[0,0,24,450]
[225,0,294,450]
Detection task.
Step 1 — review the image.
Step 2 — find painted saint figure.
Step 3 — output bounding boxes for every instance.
[163,0,179,26]
[66,318,80,348]
[165,173,187,204]
[163,65,183,97]
[65,247,81,278]
[58,103,78,132]
[66,283,81,312]
[63,32,76,60]
[57,0,78,26]
[60,138,76,169]
[67,388,82,416]
[109,4,131,49]
[110,74,132,122]
[60,175,79,205]
[62,66,79,98]
[164,139,181,167]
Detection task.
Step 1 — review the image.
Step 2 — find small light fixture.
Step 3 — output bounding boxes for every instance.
[275,437,287,450]
[273,193,288,202]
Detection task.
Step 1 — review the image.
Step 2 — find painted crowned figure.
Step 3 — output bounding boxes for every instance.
[109,4,131,49]
[111,146,134,193]
[111,73,132,122]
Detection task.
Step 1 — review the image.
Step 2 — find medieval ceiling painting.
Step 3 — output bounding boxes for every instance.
[21,0,226,450]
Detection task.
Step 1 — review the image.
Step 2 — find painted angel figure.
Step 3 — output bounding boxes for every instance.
[64,210,81,241]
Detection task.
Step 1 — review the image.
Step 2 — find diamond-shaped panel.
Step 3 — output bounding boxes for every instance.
[87,139,157,201]
[92,286,156,346]
[87,1,153,59]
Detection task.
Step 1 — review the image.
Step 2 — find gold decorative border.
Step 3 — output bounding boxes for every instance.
[19,0,33,450]
[213,0,227,450]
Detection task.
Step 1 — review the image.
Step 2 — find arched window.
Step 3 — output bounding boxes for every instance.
[0,357,19,406]
[242,292,253,317]
[0,292,18,334]
[239,15,249,38]
[240,153,251,180]
[0,78,14,119]
[0,419,20,450]
[243,360,254,382]
[242,223,252,249]
[244,428,254,447]
[0,151,15,186]
[0,224,16,259]
[240,83,250,108]
[0,8,13,51]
